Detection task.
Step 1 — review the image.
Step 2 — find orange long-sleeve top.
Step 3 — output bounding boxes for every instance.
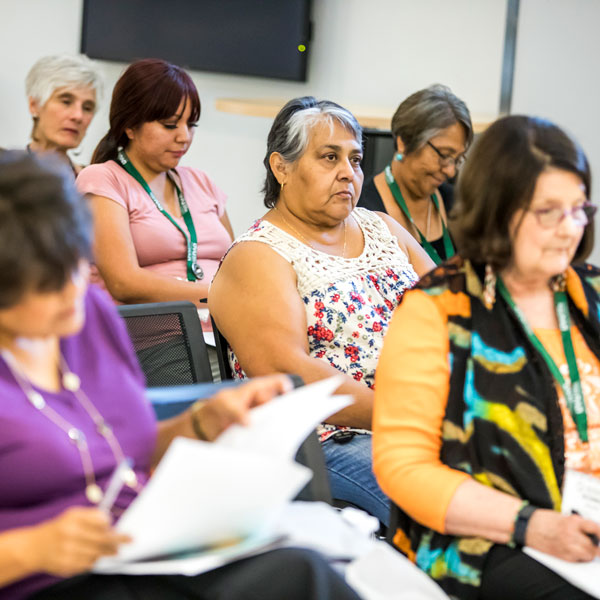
[373,290,468,534]
[373,288,600,534]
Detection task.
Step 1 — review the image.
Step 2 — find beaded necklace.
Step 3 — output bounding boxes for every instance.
[2,349,139,504]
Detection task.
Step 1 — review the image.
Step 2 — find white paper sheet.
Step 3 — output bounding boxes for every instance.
[521,469,600,598]
[215,376,350,459]
[95,531,284,576]
[94,437,310,567]
[524,548,600,599]
[95,499,451,600]
[274,501,376,559]
[346,544,450,600]
[562,468,600,521]
[95,376,352,573]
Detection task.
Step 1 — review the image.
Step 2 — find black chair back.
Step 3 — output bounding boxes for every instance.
[211,316,234,381]
[118,301,212,387]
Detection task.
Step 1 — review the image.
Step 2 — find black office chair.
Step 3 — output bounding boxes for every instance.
[211,317,234,381]
[118,301,212,387]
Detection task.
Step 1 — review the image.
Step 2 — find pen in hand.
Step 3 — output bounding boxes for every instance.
[98,458,134,515]
[571,510,600,546]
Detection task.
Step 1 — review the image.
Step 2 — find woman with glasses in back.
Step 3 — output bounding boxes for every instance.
[373,115,599,599]
[358,84,472,265]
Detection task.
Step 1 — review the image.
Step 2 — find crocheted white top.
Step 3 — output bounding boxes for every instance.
[228,207,419,440]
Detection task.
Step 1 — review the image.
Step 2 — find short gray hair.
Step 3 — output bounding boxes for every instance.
[25,54,104,108]
[391,84,472,154]
[263,96,362,208]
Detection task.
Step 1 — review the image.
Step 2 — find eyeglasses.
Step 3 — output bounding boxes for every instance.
[427,141,466,170]
[529,202,597,228]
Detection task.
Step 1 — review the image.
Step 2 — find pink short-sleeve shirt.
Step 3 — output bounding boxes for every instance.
[76,161,231,286]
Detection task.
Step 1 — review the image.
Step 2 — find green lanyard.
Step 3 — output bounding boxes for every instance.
[116,148,203,281]
[384,165,455,265]
[497,277,588,442]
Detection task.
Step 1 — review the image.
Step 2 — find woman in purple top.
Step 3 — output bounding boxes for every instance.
[0,152,360,600]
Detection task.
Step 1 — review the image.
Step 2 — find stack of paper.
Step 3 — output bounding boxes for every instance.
[95,376,350,572]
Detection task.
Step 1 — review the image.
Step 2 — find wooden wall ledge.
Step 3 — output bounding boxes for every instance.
[215,97,493,133]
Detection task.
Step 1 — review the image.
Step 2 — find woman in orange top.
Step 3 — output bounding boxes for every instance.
[373,115,600,600]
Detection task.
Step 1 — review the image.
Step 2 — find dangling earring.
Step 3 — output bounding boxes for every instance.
[483,264,497,310]
[280,181,285,193]
[549,272,567,293]
[395,152,404,162]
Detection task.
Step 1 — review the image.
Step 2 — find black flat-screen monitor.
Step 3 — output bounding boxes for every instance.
[81,0,312,81]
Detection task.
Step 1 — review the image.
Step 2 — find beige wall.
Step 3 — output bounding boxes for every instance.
[512,0,600,263]
[4,0,599,260]
[0,0,506,235]
[6,1,598,261]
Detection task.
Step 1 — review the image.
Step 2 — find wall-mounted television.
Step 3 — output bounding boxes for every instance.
[81,0,312,82]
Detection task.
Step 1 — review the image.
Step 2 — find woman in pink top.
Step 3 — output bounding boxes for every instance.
[77,59,233,309]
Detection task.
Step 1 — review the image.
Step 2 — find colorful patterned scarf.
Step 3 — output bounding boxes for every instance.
[391,257,600,599]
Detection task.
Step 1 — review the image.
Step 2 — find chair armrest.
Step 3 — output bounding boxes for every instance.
[148,376,304,420]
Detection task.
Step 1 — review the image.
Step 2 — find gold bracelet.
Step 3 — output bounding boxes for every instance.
[190,401,209,441]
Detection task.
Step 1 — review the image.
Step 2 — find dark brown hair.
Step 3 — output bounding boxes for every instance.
[0,151,92,308]
[451,115,593,270]
[91,58,200,164]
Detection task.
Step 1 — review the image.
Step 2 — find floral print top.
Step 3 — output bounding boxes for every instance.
[228,207,419,441]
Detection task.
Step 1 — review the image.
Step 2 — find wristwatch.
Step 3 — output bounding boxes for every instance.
[512,503,538,548]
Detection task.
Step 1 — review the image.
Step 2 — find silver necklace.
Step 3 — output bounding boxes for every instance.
[2,350,139,505]
[274,205,348,258]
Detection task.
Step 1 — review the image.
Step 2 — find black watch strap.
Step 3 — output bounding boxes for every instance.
[512,504,537,548]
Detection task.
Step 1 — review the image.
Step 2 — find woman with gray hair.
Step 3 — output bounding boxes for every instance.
[358,84,473,265]
[25,54,103,177]
[210,96,433,525]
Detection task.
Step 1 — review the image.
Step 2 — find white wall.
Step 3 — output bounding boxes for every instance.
[5,1,599,260]
[511,0,600,264]
[0,0,506,235]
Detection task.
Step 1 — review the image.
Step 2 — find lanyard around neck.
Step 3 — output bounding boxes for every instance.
[497,277,588,442]
[384,165,454,265]
[116,148,203,281]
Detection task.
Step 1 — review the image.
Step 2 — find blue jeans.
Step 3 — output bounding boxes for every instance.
[321,433,390,526]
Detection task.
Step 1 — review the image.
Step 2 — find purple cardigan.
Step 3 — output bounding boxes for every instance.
[0,286,157,600]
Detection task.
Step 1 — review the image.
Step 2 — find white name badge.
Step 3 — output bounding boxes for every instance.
[562,468,600,522]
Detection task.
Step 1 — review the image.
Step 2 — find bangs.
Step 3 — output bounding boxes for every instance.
[138,66,200,124]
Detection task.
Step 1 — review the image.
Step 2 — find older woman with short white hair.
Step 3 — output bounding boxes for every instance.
[25,54,103,176]
[210,96,434,525]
